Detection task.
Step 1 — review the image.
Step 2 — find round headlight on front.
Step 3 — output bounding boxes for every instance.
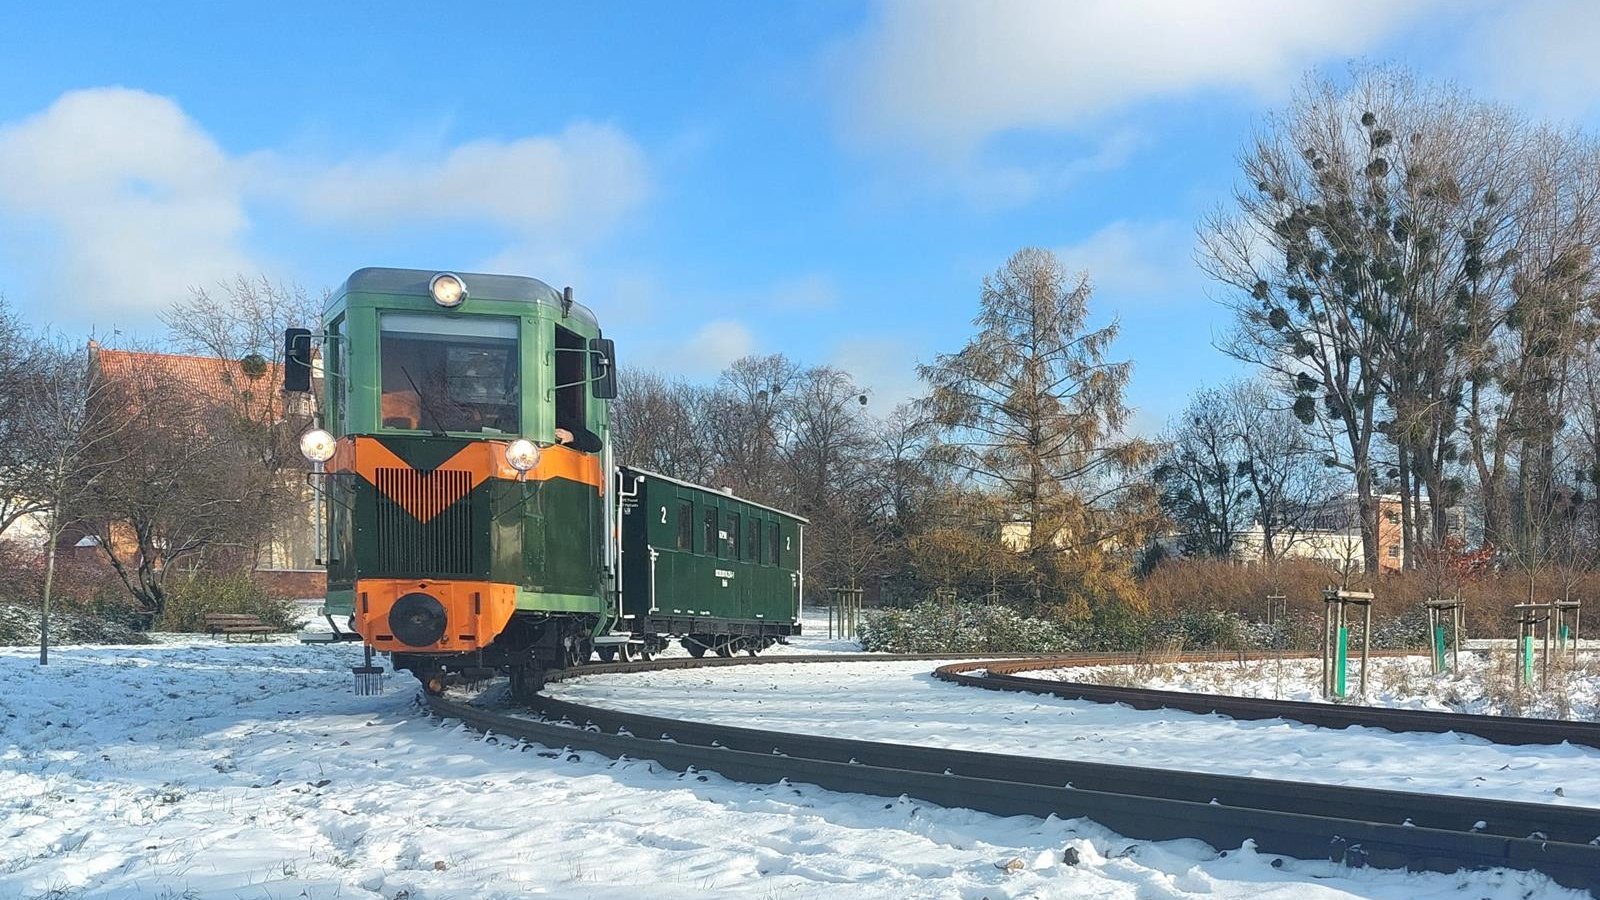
[429,272,467,307]
[300,428,337,463]
[506,438,541,473]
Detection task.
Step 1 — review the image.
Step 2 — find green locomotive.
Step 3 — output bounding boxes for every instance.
[285,267,803,696]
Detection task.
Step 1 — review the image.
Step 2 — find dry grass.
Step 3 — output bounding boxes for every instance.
[1073,649,1600,720]
[1141,557,1600,641]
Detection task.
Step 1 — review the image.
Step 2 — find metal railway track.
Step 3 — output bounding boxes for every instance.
[935,657,1600,750]
[422,651,1600,892]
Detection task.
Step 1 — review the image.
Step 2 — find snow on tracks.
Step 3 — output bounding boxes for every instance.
[548,658,1600,810]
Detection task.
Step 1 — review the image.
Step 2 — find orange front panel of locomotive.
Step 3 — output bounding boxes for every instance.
[352,579,516,653]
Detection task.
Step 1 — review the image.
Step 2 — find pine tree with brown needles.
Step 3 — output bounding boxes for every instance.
[919,248,1157,615]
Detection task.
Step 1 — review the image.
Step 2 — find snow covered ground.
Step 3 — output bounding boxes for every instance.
[1029,652,1600,720]
[3,641,1588,898]
[548,659,1600,812]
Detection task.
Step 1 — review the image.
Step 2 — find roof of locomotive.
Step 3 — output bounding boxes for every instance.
[330,267,600,329]
[621,465,810,524]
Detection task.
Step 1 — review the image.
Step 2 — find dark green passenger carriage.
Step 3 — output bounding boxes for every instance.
[616,467,805,659]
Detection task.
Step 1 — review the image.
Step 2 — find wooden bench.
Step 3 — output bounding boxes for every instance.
[203,613,276,642]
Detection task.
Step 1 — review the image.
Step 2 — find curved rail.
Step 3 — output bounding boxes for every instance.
[423,652,1600,892]
[935,657,1600,750]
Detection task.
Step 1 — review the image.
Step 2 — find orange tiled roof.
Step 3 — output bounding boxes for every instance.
[92,346,288,419]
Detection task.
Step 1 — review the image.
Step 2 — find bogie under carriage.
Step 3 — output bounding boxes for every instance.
[286,267,802,696]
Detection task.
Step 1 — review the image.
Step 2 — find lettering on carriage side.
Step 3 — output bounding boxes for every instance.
[660,506,667,524]
[715,568,734,587]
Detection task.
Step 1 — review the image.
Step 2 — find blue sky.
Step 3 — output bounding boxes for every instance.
[2,1,1598,432]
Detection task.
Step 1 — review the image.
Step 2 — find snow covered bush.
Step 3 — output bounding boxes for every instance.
[1149,609,1249,651]
[1368,607,1428,649]
[156,572,301,633]
[0,603,151,646]
[859,601,1080,653]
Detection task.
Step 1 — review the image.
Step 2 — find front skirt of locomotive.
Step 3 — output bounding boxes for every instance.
[352,579,516,653]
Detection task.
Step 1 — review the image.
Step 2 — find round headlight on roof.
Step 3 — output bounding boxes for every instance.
[300,428,337,463]
[429,272,467,307]
[506,438,541,473]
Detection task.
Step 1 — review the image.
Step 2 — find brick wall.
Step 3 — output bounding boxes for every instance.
[253,568,326,600]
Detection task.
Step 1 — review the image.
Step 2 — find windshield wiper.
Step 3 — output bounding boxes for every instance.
[400,366,450,437]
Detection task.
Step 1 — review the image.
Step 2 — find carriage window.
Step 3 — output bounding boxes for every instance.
[769,522,780,565]
[676,500,693,550]
[379,313,518,434]
[750,518,763,564]
[703,506,718,556]
[728,513,741,559]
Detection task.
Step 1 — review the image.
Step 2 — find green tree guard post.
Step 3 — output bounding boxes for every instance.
[1335,626,1349,697]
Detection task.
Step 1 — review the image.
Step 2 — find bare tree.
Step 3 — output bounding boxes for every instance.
[1203,67,1530,570]
[16,337,135,663]
[1154,387,1255,558]
[78,350,279,626]
[162,276,320,566]
[1225,379,1340,563]
[1461,130,1600,558]
[0,299,47,537]
[708,354,802,504]
[613,368,717,482]
[162,275,322,369]
[781,366,878,590]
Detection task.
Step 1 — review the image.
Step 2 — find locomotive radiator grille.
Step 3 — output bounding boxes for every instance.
[373,467,475,576]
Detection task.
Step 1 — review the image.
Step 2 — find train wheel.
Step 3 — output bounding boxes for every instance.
[415,666,446,696]
[744,641,759,657]
[639,643,655,662]
[619,643,639,663]
[563,640,589,668]
[714,640,733,659]
[508,665,544,702]
[597,646,617,663]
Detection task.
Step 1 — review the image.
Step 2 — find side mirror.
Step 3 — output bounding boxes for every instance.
[284,327,313,393]
[589,337,617,400]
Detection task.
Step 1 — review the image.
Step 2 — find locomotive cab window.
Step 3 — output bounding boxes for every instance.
[769,522,780,565]
[728,512,741,559]
[703,506,718,556]
[553,325,600,452]
[379,313,519,434]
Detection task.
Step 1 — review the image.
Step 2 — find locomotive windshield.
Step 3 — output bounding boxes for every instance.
[379,313,520,434]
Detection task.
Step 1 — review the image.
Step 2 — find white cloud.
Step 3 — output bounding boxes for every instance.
[1056,219,1200,300]
[0,87,257,322]
[0,88,651,325]
[651,319,756,378]
[1471,0,1600,120]
[838,0,1432,150]
[948,128,1145,210]
[285,123,649,241]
